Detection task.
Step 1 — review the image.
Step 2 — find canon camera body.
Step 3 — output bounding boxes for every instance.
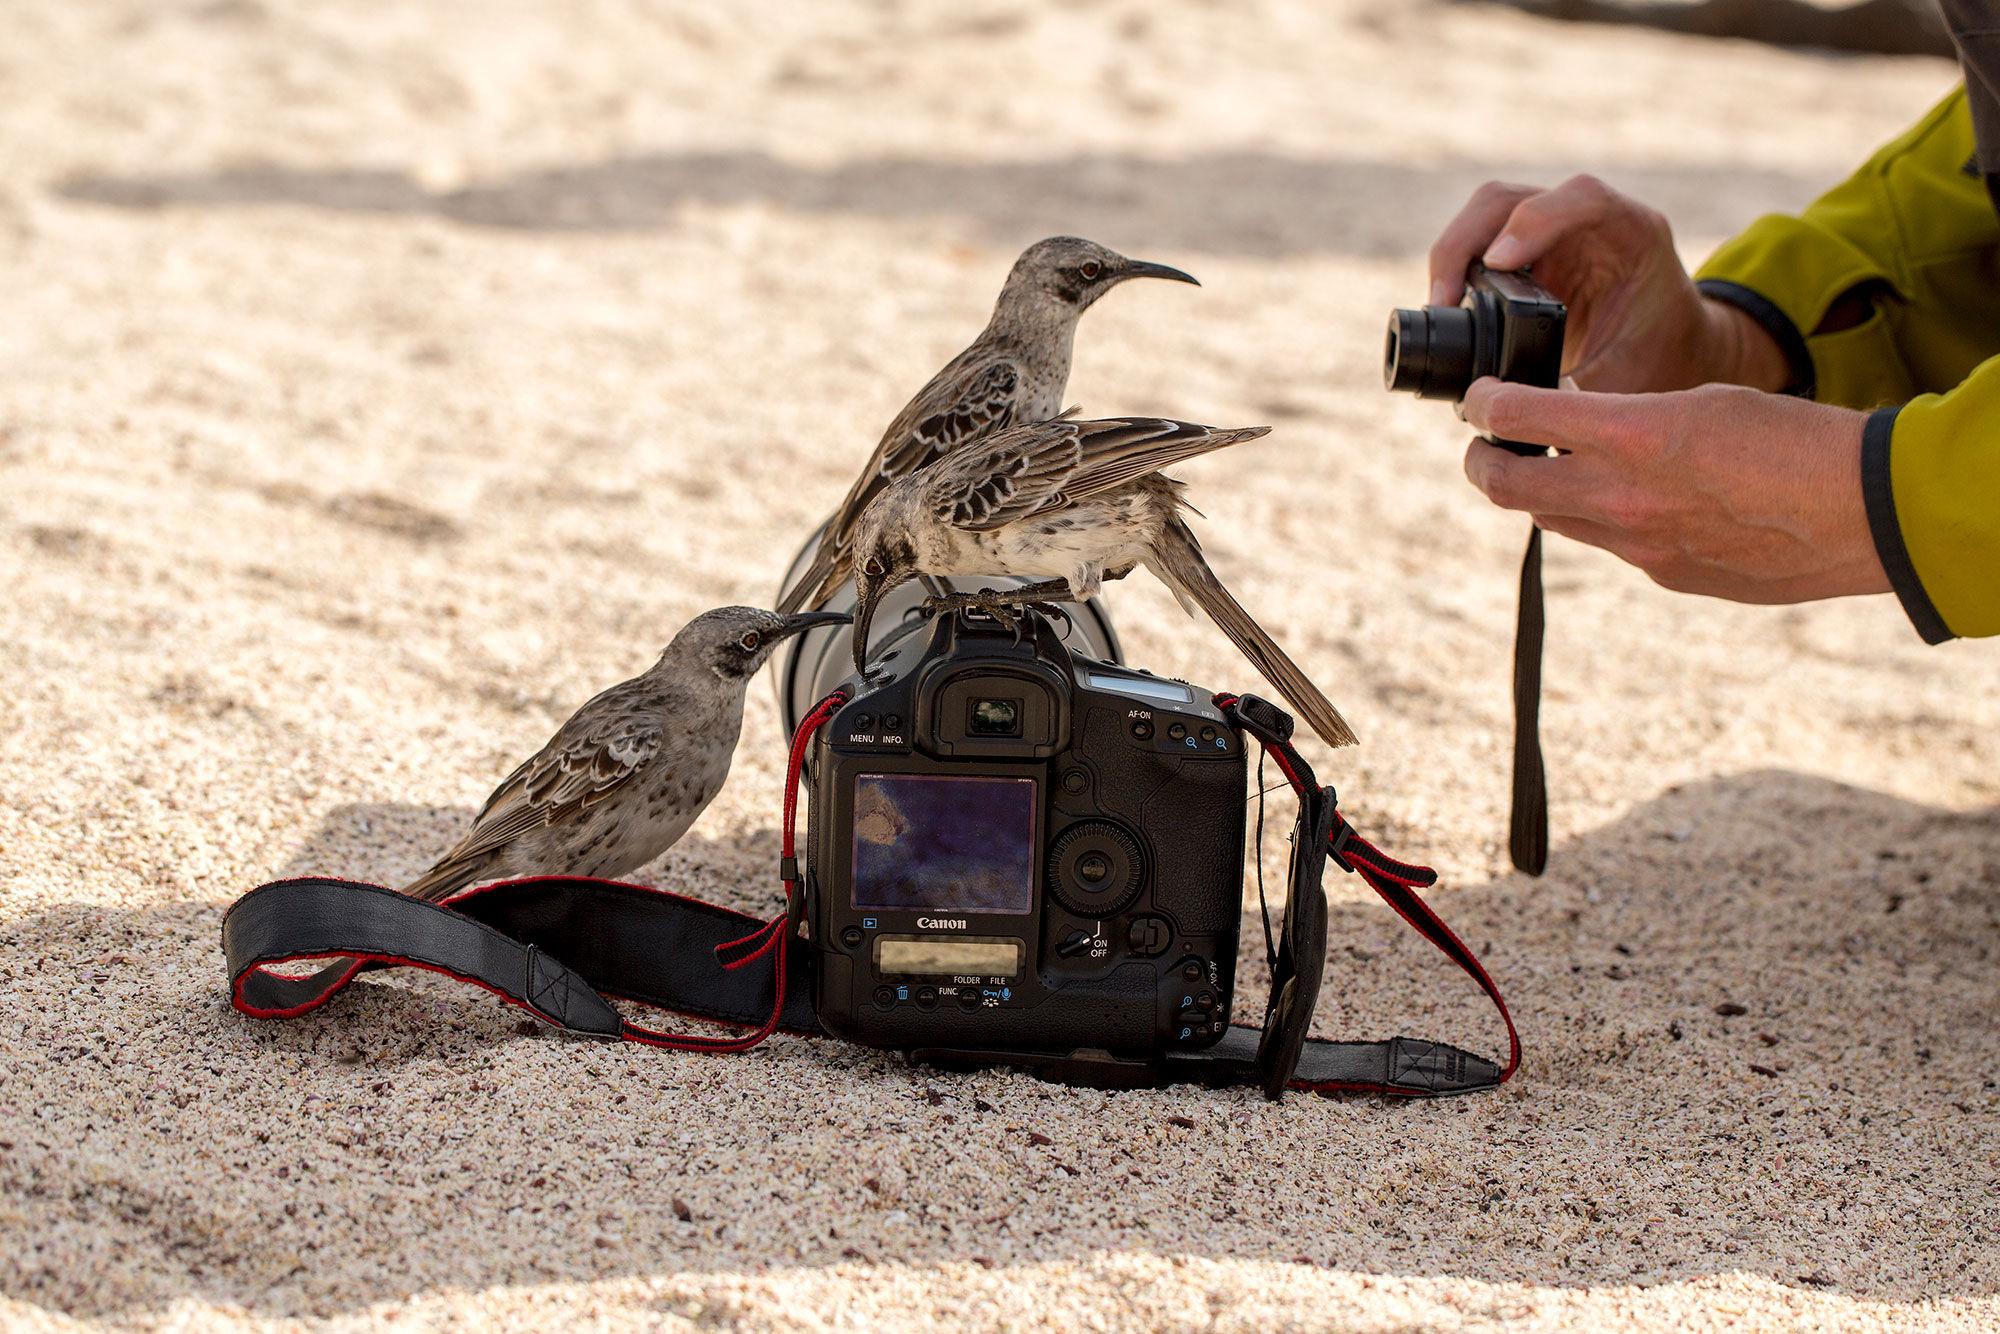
[805,608,1246,1064]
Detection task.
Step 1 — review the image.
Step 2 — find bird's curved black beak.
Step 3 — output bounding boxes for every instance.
[850,588,880,676]
[775,610,851,641]
[1119,258,1200,286]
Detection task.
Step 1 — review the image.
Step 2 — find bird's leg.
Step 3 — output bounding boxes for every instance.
[921,579,1076,620]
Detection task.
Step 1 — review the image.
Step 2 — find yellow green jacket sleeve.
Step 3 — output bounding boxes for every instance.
[1693,88,2000,642]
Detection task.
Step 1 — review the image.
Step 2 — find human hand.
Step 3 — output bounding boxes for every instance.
[1429,176,1791,394]
[1462,378,1888,604]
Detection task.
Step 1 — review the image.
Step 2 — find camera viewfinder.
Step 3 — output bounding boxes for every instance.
[968,697,1022,737]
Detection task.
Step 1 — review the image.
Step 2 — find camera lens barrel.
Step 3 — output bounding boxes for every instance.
[1383,304,1478,401]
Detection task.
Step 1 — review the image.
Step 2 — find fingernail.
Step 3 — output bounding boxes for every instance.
[1428,281,1449,306]
[1484,235,1522,269]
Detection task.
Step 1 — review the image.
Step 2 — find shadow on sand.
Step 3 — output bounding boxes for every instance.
[56,151,1830,258]
[2,772,1994,1320]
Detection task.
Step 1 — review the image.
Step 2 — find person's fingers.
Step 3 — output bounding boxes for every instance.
[1463,438,1632,523]
[1462,377,1664,460]
[1427,180,1539,304]
[1480,173,1636,272]
[1526,513,1667,571]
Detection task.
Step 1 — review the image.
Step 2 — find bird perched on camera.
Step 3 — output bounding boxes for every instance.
[776,236,1199,615]
[846,416,1359,749]
[403,607,849,902]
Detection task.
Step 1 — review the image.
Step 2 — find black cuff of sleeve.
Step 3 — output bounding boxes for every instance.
[1860,404,1955,645]
[1695,279,1815,399]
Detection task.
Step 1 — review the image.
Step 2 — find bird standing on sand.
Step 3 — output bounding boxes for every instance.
[846,417,1360,749]
[776,236,1199,614]
[404,607,848,901]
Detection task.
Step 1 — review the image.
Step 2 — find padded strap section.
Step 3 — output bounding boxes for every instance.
[446,877,821,1034]
[223,878,623,1036]
[1160,1027,1504,1097]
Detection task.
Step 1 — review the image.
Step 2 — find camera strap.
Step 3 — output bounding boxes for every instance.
[221,691,1517,1099]
[1510,525,1550,875]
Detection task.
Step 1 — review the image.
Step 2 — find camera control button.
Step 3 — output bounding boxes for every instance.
[914,986,938,1009]
[957,989,981,1010]
[1167,723,1187,741]
[1199,726,1216,743]
[873,986,896,1008]
[840,926,864,949]
[851,712,873,730]
[881,713,902,731]
[1129,719,1153,740]
[1060,767,1089,794]
[1179,959,1206,982]
[1125,916,1170,957]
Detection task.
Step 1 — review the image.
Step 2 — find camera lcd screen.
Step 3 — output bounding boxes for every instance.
[875,936,1024,978]
[1084,671,1192,704]
[850,774,1036,915]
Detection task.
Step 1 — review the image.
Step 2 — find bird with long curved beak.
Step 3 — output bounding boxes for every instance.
[777,236,1199,615]
[846,417,1359,749]
[405,607,849,901]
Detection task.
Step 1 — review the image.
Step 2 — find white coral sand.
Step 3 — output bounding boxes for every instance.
[1,3,1994,1331]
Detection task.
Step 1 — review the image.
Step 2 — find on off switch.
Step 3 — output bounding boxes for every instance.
[1057,929,1096,958]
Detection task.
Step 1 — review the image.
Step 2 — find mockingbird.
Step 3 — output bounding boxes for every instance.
[845,416,1359,749]
[404,607,847,901]
[777,236,1198,614]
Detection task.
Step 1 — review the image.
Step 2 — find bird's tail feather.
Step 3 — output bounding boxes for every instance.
[403,856,493,903]
[1150,523,1359,748]
[777,542,847,614]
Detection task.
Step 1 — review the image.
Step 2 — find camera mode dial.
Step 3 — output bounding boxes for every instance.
[1047,821,1144,918]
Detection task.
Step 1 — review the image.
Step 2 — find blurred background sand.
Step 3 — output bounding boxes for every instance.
[1,2,1995,1330]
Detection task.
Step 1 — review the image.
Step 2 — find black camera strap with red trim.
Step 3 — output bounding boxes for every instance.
[222,691,1518,1099]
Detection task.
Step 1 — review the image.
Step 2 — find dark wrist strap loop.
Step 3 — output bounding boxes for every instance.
[1511,524,1550,876]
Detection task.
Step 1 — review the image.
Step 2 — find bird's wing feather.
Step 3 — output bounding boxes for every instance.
[430,689,664,866]
[777,356,1021,612]
[1059,419,1271,503]
[931,418,1271,532]
[922,419,1085,531]
[878,357,1022,480]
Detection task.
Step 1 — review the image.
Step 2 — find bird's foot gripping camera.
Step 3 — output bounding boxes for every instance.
[223,601,1517,1100]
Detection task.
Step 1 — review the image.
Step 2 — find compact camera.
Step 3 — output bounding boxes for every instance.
[800,607,1247,1068]
[1384,263,1566,453]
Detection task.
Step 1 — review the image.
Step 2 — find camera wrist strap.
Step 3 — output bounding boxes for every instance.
[222,691,1515,1097]
[1510,524,1550,876]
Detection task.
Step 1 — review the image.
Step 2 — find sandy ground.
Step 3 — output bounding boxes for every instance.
[2,2,1996,1330]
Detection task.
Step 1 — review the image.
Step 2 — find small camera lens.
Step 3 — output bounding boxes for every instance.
[1384,304,1477,402]
[968,698,1021,736]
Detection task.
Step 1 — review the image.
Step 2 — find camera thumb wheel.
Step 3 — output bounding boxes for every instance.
[1046,822,1143,918]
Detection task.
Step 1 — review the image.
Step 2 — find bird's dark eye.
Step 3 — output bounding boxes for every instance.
[1078,260,1102,280]
[738,631,761,652]
[863,558,885,577]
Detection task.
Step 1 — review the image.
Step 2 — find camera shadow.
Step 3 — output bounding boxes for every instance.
[2,772,1994,1323]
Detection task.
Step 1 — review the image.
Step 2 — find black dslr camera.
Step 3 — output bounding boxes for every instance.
[802,608,1247,1073]
[1384,263,1566,454]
